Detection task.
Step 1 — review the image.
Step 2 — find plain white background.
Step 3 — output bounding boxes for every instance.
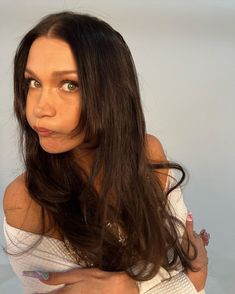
[0,0,234,293]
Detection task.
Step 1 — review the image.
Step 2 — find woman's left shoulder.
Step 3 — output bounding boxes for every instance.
[145,134,169,189]
[145,134,167,162]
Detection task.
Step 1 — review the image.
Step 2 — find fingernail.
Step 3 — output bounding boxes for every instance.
[200,230,210,239]
[187,212,193,222]
[22,271,49,280]
[204,239,209,246]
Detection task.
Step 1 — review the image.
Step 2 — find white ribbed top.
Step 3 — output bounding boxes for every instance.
[3,171,205,294]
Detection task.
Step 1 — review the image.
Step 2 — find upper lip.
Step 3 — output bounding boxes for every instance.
[34,127,53,133]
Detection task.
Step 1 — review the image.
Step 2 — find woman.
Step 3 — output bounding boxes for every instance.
[3,11,209,293]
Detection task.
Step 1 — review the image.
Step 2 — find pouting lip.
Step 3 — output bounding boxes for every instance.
[33,126,54,134]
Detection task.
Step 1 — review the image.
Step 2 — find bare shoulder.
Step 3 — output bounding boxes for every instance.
[145,134,169,188]
[3,173,29,212]
[145,134,167,162]
[3,174,42,232]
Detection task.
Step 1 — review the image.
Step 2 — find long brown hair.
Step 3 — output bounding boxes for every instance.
[13,11,195,280]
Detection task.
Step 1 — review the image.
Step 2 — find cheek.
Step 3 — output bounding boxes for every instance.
[61,105,81,130]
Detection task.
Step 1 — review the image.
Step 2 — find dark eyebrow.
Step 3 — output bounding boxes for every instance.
[25,68,78,78]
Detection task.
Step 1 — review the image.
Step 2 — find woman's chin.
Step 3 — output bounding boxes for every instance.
[40,146,63,154]
[39,141,67,154]
[39,139,78,154]
[38,135,82,154]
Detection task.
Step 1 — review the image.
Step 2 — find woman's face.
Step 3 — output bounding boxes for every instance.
[25,37,83,154]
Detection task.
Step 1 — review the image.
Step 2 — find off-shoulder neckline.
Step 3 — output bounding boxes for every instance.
[3,216,65,244]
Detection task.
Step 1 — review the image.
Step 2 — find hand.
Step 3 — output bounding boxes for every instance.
[39,267,139,294]
[183,213,209,292]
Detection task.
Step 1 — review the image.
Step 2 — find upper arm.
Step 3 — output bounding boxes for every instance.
[3,174,42,232]
[145,134,167,162]
[3,174,28,213]
[145,134,169,189]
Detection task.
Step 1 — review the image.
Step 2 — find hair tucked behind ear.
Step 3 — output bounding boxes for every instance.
[13,11,196,280]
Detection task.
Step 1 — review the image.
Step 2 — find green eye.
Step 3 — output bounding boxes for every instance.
[28,79,41,88]
[62,81,79,92]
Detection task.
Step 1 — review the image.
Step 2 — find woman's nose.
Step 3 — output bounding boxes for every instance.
[33,89,56,118]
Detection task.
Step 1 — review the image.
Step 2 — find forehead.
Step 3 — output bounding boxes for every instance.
[26,37,77,73]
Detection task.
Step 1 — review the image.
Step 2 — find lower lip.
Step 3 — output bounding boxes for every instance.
[37,130,54,137]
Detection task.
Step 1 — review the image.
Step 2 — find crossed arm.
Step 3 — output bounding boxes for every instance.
[32,215,207,294]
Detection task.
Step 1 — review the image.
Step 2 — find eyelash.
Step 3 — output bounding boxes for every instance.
[24,78,79,92]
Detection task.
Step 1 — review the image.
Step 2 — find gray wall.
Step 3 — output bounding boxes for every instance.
[1,1,234,293]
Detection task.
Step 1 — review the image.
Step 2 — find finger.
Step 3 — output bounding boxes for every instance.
[43,267,108,285]
[200,229,210,239]
[185,212,194,239]
[46,268,87,285]
[193,231,201,239]
[24,268,85,285]
[200,229,210,246]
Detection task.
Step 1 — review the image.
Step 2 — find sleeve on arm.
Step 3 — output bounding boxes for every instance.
[137,169,206,293]
[139,272,205,294]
